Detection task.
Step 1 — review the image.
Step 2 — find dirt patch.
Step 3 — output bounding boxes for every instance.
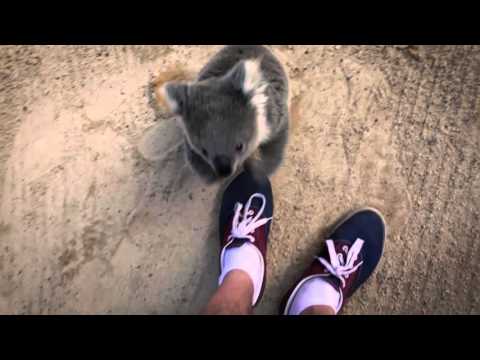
[0,45,479,314]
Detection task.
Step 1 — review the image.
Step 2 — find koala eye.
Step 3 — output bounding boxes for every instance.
[235,143,244,153]
[202,148,208,157]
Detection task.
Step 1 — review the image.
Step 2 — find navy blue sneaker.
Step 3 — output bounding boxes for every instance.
[281,208,386,314]
[218,170,274,307]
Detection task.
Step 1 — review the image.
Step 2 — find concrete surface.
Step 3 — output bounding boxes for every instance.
[0,45,479,314]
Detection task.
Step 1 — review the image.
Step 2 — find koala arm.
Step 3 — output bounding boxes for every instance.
[184,142,218,184]
[244,127,288,178]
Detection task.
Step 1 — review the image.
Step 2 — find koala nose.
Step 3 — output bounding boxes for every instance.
[214,156,232,177]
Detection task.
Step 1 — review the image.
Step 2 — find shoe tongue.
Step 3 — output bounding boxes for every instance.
[223,204,261,242]
[322,275,342,290]
[320,239,362,293]
[319,239,351,261]
[246,202,266,222]
[227,238,250,249]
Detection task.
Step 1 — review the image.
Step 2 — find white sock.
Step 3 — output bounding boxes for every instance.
[218,242,264,306]
[288,277,341,315]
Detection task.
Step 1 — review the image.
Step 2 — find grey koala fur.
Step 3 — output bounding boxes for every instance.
[162,45,289,183]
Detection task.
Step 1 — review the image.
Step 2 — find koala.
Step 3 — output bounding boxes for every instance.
[158,45,289,183]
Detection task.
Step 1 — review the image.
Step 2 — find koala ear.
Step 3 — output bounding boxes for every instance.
[226,59,265,96]
[156,82,188,114]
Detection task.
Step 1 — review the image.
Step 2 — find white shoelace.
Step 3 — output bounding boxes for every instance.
[317,238,365,288]
[228,193,272,243]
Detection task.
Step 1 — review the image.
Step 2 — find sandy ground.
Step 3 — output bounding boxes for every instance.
[0,45,479,315]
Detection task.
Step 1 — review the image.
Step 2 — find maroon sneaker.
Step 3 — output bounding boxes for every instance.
[280,208,386,314]
[218,170,273,307]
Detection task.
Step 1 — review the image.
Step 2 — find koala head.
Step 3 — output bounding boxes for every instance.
[159,59,269,178]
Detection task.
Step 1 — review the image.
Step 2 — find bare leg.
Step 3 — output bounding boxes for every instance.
[300,305,336,316]
[202,270,254,315]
